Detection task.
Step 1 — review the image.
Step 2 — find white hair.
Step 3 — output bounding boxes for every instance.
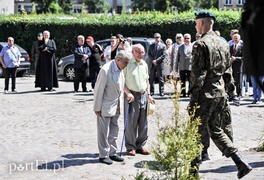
[115,50,132,60]
[166,38,173,44]
[77,35,85,40]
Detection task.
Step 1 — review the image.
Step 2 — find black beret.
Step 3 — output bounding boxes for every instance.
[195,11,216,21]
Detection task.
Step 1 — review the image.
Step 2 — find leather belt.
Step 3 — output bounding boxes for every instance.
[130,90,145,95]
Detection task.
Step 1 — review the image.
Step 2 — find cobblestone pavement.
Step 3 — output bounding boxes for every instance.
[0,76,264,180]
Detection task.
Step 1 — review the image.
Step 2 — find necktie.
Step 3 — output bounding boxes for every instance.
[232,45,236,55]
[155,43,158,51]
[155,43,158,59]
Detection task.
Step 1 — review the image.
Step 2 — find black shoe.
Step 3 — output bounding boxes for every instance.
[231,152,252,179]
[109,155,124,162]
[160,93,164,96]
[150,92,154,96]
[201,148,210,161]
[201,152,210,161]
[41,88,46,91]
[48,88,56,91]
[99,157,113,165]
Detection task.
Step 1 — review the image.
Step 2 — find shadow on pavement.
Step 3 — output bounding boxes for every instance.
[199,165,237,174]
[37,153,99,170]
[199,160,264,174]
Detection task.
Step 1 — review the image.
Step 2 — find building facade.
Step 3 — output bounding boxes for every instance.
[10,0,132,14]
[218,0,245,9]
[0,0,244,15]
[0,0,15,15]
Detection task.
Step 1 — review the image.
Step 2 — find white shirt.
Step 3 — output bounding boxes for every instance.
[104,45,112,63]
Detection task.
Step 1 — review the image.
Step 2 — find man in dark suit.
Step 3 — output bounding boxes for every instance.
[86,36,103,90]
[148,33,166,96]
[73,35,91,92]
[230,33,243,97]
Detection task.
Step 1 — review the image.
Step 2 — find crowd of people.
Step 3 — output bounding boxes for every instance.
[1,10,262,178]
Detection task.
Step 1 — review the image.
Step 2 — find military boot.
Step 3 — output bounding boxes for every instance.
[201,148,210,161]
[231,152,252,179]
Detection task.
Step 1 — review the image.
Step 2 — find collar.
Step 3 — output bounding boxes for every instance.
[113,60,120,72]
[131,57,143,65]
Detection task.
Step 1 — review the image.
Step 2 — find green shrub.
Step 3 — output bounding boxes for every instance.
[132,86,203,179]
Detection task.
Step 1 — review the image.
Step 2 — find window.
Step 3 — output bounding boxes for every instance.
[237,0,245,5]
[225,0,232,5]
[73,6,82,13]
[117,6,122,14]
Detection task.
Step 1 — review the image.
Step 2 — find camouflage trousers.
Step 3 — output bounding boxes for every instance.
[194,96,237,158]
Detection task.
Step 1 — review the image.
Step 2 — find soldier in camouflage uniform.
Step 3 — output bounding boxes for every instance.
[188,11,252,179]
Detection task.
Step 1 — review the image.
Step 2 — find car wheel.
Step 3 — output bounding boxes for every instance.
[64,65,75,81]
[17,70,26,77]
[0,66,5,77]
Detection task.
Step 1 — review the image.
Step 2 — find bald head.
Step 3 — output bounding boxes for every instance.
[232,34,241,44]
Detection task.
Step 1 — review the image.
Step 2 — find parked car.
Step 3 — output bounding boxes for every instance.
[0,42,31,77]
[58,37,158,81]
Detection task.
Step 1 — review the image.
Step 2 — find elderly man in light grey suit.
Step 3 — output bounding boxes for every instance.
[93,50,132,165]
[175,33,193,97]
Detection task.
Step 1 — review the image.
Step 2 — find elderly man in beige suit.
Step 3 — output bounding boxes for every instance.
[93,50,132,165]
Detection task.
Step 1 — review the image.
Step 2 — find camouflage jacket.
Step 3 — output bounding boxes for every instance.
[189,31,237,102]
[31,40,41,62]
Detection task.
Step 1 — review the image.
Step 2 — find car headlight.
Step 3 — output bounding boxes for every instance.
[58,60,63,66]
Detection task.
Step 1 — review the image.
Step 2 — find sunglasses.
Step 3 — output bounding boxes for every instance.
[176,37,182,39]
[184,37,190,39]
[154,37,160,38]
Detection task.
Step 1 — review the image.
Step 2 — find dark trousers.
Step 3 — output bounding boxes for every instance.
[232,71,242,97]
[179,70,191,97]
[89,66,100,89]
[74,63,87,92]
[5,67,17,91]
[150,65,164,95]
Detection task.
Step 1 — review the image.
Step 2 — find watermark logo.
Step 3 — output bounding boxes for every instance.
[9,160,65,174]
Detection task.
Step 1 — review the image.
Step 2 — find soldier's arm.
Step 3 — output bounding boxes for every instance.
[189,41,208,102]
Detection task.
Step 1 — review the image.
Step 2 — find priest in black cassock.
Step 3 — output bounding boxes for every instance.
[35,30,59,91]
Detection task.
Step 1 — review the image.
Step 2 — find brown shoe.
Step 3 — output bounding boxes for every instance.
[127,150,136,156]
[136,148,151,155]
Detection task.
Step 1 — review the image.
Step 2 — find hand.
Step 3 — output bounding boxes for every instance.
[82,54,88,60]
[148,95,156,104]
[95,111,101,116]
[42,47,48,51]
[152,60,157,65]
[2,64,6,69]
[127,93,134,103]
[16,62,20,67]
[230,56,236,62]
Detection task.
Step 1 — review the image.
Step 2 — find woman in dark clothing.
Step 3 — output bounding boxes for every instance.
[35,30,59,91]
